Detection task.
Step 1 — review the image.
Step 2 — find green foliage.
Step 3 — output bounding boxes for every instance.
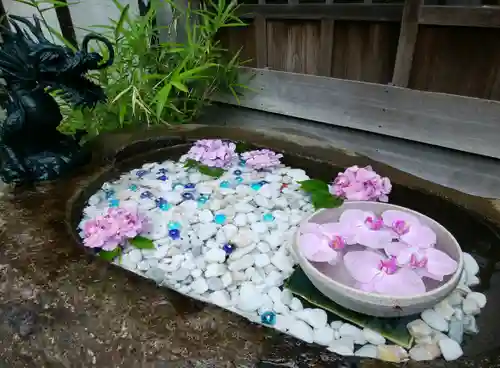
[15,0,249,140]
[184,159,225,178]
[129,235,155,250]
[98,247,122,261]
[298,179,344,210]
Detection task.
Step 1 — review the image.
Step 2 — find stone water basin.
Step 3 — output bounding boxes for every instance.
[0,125,499,367]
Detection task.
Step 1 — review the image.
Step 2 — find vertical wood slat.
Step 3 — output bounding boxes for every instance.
[54,0,77,47]
[255,0,267,68]
[318,0,335,77]
[391,0,422,87]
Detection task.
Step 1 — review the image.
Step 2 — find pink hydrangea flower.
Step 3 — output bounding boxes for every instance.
[82,206,145,251]
[382,210,436,248]
[186,139,237,168]
[298,222,356,264]
[240,149,283,170]
[338,209,393,249]
[344,250,426,296]
[330,165,392,202]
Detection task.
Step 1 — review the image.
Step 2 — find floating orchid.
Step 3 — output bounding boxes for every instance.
[82,205,145,251]
[298,222,356,264]
[382,210,436,248]
[186,139,237,168]
[338,209,393,249]
[344,250,426,296]
[331,165,392,202]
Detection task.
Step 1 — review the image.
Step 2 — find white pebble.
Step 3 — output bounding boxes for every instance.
[363,328,386,345]
[288,320,314,343]
[205,248,226,263]
[191,278,209,294]
[228,255,254,271]
[210,290,231,307]
[290,297,303,312]
[438,338,464,361]
[254,253,271,268]
[466,292,487,309]
[355,344,377,358]
[295,308,328,329]
[409,343,441,361]
[328,337,354,355]
[205,263,227,277]
[462,297,480,315]
[421,309,449,332]
[313,326,334,346]
[339,323,366,344]
[198,209,214,223]
[463,253,479,276]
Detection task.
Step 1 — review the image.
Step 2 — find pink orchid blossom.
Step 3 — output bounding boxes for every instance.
[240,149,283,170]
[385,242,458,281]
[344,250,426,296]
[186,139,237,168]
[298,222,356,264]
[82,206,145,251]
[338,209,393,249]
[382,210,437,248]
[330,165,392,202]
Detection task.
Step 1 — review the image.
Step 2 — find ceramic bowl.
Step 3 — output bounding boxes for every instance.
[291,201,464,318]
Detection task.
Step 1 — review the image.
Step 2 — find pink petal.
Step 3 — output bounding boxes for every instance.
[300,222,323,235]
[401,224,436,248]
[384,242,409,258]
[299,233,337,263]
[374,268,426,296]
[321,222,356,244]
[339,209,372,227]
[424,248,458,279]
[356,229,393,249]
[344,251,383,283]
[382,210,420,228]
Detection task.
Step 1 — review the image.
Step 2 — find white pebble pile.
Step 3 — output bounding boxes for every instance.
[79,156,486,363]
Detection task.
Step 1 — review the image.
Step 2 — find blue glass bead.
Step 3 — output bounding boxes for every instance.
[109,199,120,207]
[136,169,148,177]
[263,213,275,222]
[259,180,268,186]
[168,221,181,230]
[173,183,184,190]
[260,311,276,326]
[219,181,230,189]
[129,184,138,192]
[251,183,262,191]
[238,160,246,167]
[105,190,115,199]
[222,243,234,254]
[197,196,209,205]
[168,229,180,240]
[235,176,243,184]
[214,214,226,225]
[157,175,168,181]
[234,169,242,176]
[140,191,153,199]
[184,183,196,189]
[159,203,171,211]
[182,192,194,200]
[158,168,168,174]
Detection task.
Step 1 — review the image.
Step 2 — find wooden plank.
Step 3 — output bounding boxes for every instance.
[318,19,335,77]
[213,67,500,160]
[237,4,404,22]
[254,16,267,68]
[391,0,421,87]
[420,6,500,28]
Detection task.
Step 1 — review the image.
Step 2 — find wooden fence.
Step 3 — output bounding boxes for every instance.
[219,0,500,100]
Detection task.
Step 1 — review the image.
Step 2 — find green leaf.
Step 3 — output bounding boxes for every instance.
[298,179,329,193]
[171,80,189,93]
[235,141,252,153]
[311,191,344,210]
[98,247,122,261]
[285,268,414,349]
[198,165,225,178]
[184,159,200,168]
[129,235,155,249]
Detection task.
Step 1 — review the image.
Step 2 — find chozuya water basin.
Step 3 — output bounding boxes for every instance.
[293,202,464,318]
[1,125,499,367]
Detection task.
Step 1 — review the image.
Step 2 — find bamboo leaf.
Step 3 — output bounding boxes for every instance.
[98,247,122,261]
[129,235,155,249]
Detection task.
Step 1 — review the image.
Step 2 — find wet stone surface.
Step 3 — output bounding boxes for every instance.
[1,125,500,367]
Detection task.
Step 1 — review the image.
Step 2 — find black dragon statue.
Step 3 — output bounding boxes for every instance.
[0,15,114,185]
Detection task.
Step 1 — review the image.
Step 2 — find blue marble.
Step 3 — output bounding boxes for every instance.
[136,169,148,178]
[235,176,243,184]
[219,181,231,189]
[198,196,209,204]
[109,199,120,207]
[182,192,194,200]
[104,190,115,199]
[238,160,246,167]
[168,229,180,240]
[140,191,153,199]
[168,221,181,230]
[157,175,168,181]
[173,183,184,190]
[260,311,276,326]
[184,183,196,189]
[156,197,171,211]
[214,214,226,225]
[263,213,275,222]
[259,180,269,186]
[233,169,242,176]
[222,243,234,255]
[129,184,138,192]
[251,183,262,191]
[158,168,168,174]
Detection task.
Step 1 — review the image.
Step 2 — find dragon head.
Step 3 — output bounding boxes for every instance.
[0,15,114,109]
